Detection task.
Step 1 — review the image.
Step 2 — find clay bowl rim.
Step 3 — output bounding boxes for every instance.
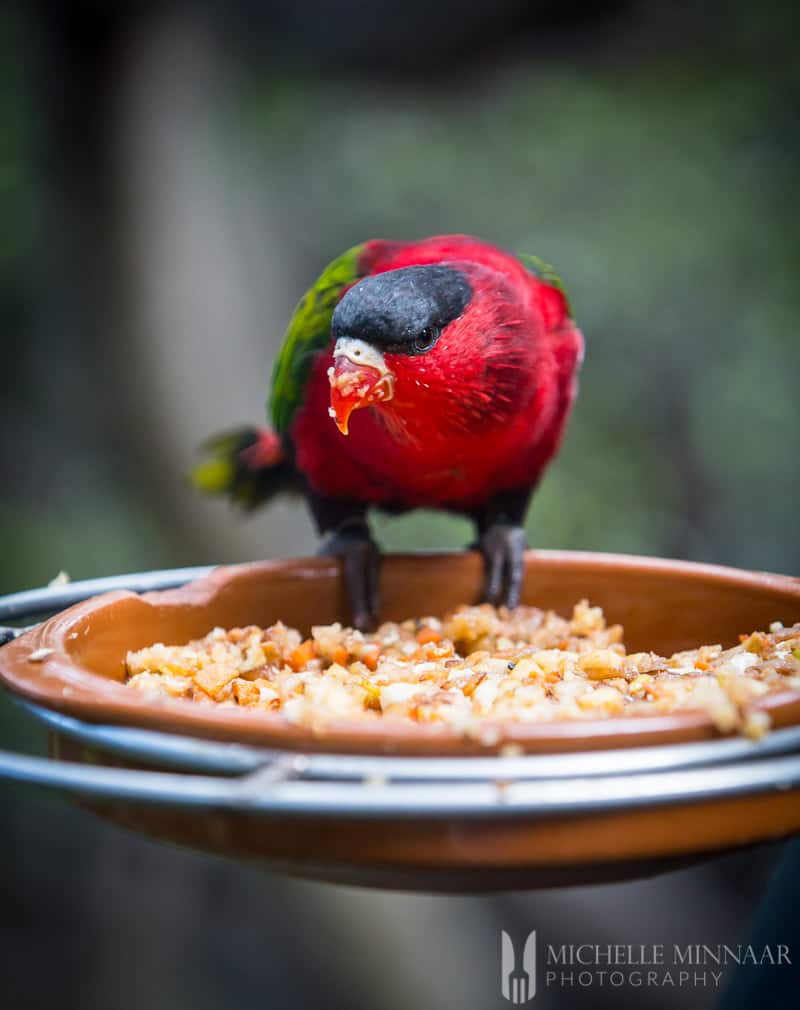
[1,550,799,756]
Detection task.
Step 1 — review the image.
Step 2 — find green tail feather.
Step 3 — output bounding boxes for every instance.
[189,427,299,511]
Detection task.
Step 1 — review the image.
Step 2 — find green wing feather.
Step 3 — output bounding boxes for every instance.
[269,243,366,434]
[517,252,572,315]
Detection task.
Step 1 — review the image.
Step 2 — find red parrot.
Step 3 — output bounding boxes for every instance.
[192,235,583,628]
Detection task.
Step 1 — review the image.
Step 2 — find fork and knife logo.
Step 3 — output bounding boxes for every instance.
[501,930,537,1004]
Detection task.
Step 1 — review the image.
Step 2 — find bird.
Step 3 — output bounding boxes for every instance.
[191,234,584,630]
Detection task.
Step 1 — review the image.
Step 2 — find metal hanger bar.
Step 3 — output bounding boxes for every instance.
[18,699,800,782]
[0,745,798,818]
[0,567,214,623]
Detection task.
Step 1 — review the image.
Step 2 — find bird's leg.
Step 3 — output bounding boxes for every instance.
[319,520,381,631]
[309,494,381,631]
[472,487,534,610]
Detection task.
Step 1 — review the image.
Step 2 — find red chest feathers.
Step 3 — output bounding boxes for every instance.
[291,343,577,511]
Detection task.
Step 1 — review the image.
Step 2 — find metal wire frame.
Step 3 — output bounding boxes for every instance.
[0,737,799,818]
[16,698,800,782]
[0,566,213,625]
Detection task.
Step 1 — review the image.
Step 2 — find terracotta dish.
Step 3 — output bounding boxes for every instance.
[3,552,800,891]
[2,551,799,755]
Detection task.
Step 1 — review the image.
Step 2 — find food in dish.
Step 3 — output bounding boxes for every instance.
[125,602,800,741]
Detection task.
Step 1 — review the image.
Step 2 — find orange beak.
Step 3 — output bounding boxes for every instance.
[328,354,395,435]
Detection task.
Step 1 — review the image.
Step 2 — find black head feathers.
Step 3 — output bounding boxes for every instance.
[332,264,471,355]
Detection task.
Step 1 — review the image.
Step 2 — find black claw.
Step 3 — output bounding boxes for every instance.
[319,523,381,631]
[478,523,526,610]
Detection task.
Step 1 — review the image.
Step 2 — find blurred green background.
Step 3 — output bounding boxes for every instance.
[1,0,798,593]
[1,2,798,1009]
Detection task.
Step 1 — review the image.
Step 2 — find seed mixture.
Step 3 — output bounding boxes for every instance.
[125,603,800,741]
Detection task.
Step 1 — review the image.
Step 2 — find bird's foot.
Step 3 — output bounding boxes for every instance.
[318,520,381,631]
[478,523,526,610]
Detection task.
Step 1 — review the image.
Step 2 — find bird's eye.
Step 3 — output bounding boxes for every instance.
[413,326,440,353]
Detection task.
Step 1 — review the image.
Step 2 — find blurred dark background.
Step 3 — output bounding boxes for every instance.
[1,1,798,1008]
